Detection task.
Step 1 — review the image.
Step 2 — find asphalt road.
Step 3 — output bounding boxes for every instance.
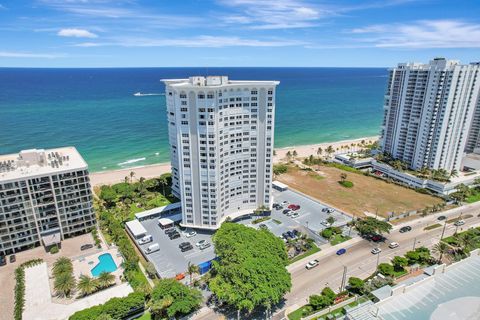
[193,202,480,320]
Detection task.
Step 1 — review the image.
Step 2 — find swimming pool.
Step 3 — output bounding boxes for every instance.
[90,253,117,277]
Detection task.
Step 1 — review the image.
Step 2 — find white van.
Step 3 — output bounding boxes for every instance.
[138,235,153,245]
[144,243,160,254]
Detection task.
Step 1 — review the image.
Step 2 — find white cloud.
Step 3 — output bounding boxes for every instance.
[0,51,62,58]
[73,35,306,48]
[58,28,98,38]
[350,20,480,48]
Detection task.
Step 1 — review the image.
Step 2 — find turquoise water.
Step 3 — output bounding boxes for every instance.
[0,68,387,171]
[91,253,117,277]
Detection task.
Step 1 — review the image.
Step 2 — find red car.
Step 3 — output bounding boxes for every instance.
[288,204,300,211]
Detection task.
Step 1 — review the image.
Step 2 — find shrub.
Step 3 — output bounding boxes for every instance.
[252,216,271,224]
[14,259,44,320]
[377,263,394,276]
[321,228,333,239]
[339,180,354,188]
[347,277,364,294]
[69,292,145,320]
[321,287,336,303]
[150,279,202,318]
[273,164,288,175]
[50,245,59,254]
[309,294,331,310]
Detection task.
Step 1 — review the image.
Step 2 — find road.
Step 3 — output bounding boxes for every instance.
[193,203,480,320]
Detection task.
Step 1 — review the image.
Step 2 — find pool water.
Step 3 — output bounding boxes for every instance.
[90,253,117,277]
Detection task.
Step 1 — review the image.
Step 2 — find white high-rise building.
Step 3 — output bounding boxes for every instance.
[380,58,480,172]
[0,147,95,255]
[163,76,279,229]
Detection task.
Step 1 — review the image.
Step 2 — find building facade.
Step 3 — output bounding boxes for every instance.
[163,76,278,229]
[0,147,95,256]
[380,58,480,172]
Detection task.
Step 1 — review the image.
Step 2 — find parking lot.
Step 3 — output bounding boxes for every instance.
[137,218,216,278]
[245,189,354,245]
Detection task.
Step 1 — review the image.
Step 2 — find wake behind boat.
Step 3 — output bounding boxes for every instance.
[133,92,164,97]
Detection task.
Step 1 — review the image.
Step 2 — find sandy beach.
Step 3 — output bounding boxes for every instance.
[90,136,379,186]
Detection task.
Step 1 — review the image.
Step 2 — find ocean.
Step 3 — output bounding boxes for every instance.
[0,67,387,172]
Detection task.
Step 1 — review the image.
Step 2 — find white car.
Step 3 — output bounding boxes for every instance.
[290,212,300,218]
[321,221,332,227]
[185,231,197,238]
[281,201,289,205]
[305,259,319,270]
[454,220,465,226]
[138,235,153,245]
[196,240,207,247]
[388,242,399,249]
[371,247,381,254]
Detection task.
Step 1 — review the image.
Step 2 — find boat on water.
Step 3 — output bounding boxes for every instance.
[133,92,142,96]
[133,92,164,97]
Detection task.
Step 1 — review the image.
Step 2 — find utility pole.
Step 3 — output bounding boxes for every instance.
[412,237,417,250]
[340,266,347,292]
[440,221,447,240]
[376,252,381,269]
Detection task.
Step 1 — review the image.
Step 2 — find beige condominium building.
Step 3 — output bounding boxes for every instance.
[0,147,95,256]
[163,76,279,229]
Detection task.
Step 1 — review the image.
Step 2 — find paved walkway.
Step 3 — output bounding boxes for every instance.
[23,263,133,320]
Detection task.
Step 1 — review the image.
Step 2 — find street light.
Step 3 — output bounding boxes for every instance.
[376,251,381,269]
[339,265,348,292]
[440,221,447,240]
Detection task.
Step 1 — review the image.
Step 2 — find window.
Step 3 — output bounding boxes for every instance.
[198,94,205,99]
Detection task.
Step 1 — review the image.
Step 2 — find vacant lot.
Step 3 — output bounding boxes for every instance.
[276,165,443,218]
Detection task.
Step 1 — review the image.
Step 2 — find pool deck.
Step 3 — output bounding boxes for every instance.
[71,248,124,282]
[23,262,133,320]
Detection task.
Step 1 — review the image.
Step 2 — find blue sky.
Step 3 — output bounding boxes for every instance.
[0,0,479,67]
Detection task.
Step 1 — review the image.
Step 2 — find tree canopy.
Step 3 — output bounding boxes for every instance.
[209,223,291,313]
[150,279,202,319]
[354,217,392,236]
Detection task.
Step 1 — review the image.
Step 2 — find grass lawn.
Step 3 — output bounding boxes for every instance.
[330,234,351,246]
[289,244,321,264]
[393,269,408,278]
[424,223,442,231]
[276,165,443,218]
[272,219,282,224]
[146,194,171,207]
[466,189,480,203]
[288,305,308,320]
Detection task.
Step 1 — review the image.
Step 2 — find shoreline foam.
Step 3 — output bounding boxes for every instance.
[90,135,379,186]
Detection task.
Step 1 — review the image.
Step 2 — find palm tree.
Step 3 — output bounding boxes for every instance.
[97,272,115,289]
[158,175,169,196]
[124,176,129,184]
[52,257,73,277]
[187,261,200,286]
[54,272,76,298]
[150,296,174,319]
[77,274,98,296]
[129,171,135,183]
[286,151,292,160]
[317,147,323,157]
[292,150,298,158]
[326,145,334,158]
[431,241,452,263]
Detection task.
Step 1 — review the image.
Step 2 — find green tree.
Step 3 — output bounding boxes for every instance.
[209,223,291,315]
[326,216,336,225]
[321,287,335,303]
[391,256,408,271]
[354,217,392,236]
[326,145,334,158]
[432,241,452,263]
[286,151,292,159]
[129,171,135,183]
[377,263,394,276]
[309,294,331,310]
[54,272,76,298]
[347,277,364,294]
[77,274,98,296]
[150,279,202,319]
[97,272,115,289]
[186,261,200,287]
[52,257,73,277]
[317,147,323,157]
[99,186,117,207]
[273,164,288,176]
[292,150,298,158]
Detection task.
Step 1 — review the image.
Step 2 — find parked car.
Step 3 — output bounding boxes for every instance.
[336,248,346,255]
[196,240,207,247]
[321,221,332,227]
[199,242,211,250]
[185,231,197,238]
[9,255,16,263]
[388,242,399,249]
[277,205,284,210]
[288,204,300,211]
[144,243,160,254]
[305,259,319,270]
[399,226,412,233]
[454,220,465,226]
[80,244,94,251]
[371,247,381,254]
[371,235,385,242]
[292,229,301,237]
[0,255,6,266]
[165,228,177,235]
[169,232,180,240]
[323,207,334,213]
[281,201,289,205]
[283,209,291,215]
[286,230,297,239]
[259,224,269,230]
[282,232,291,240]
[179,242,193,252]
[437,215,447,221]
[138,235,153,245]
[290,212,300,218]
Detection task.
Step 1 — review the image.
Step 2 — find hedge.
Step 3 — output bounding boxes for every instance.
[14,259,44,320]
[69,292,145,320]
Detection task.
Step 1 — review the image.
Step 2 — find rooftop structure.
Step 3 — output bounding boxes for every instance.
[163,76,279,229]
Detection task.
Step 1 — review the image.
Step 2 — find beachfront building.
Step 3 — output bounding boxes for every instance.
[0,147,95,256]
[380,58,480,172]
[163,76,279,229]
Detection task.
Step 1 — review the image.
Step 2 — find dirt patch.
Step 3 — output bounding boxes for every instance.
[277,165,443,218]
